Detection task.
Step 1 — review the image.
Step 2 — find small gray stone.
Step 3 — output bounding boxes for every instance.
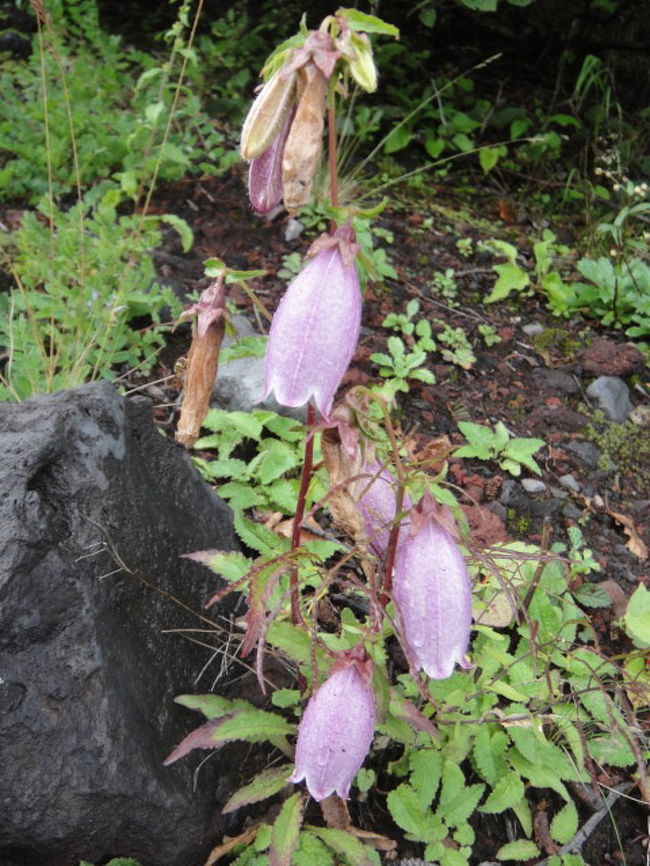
[499,479,519,507]
[522,322,545,337]
[559,473,581,492]
[486,502,507,521]
[586,375,634,423]
[521,478,547,494]
[212,315,306,420]
[549,485,569,500]
[532,368,580,395]
[562,503,583,520]
[567,440,601,468]
[284,217,305,242]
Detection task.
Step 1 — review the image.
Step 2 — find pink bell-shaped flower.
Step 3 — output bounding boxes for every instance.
[289,648,375,801]
[263,225,361,419]
[393,495,472,679]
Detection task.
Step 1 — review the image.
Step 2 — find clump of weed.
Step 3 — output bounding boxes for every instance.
[585,417,650,489]
[530,327,586,364]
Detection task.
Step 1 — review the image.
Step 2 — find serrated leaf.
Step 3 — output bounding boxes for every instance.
[479,146,501,174]
[439,780,485,827]
[472,728,509,785]
[384,126,413,154]
[266,620,328,671]
[485,681,530,702]
[164,707,295,764]
[201,457,250,479]
[485,264,530,303]
[456,421,497,460]
[234,512,288,555]
[506,748,570,800]
[572,583,612,608]
[479,772,524,813]
[511,797,532,837]
[218,481,263,510]
[496,839,540,860]
[624,584,650,648]
[256,439,299,484]
[409,749,442,808]
[550,800,578,844]
[386,783,445,842]
[223,764,293,814]
[203,408,264,440]
[160,213,193,252]
[308,826,375,866]
[587,733,636,767]
[335,8,399,36]
[270,792,303,866]
[220,335,268,363]
[184,549,252,582]
[293,831,335,866]
[175,693,251,718]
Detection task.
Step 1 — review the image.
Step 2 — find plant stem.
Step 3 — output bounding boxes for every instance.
[290,404,316,625]
[327,89,339,210]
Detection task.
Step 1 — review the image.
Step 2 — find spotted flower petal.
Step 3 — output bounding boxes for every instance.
[393,498,472,679]
[263,229,361,418]
[289,655,375,801]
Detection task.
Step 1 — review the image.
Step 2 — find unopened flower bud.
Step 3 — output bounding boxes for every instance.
[248,108,295,214]
[339,31,377,93]
[241,68,297,161]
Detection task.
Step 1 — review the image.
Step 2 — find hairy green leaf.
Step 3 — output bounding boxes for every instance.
[308,826,376,866]
[496,839,540,860]
[479,772,524,813]
[223,765,293,814]
[550,800,578,844]
[270,792,303,866]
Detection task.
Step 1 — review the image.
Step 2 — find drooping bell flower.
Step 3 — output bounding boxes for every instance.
[392,494,472,680]
[248,108,295,214]
[263,224,361,419]
[289,647,375,801]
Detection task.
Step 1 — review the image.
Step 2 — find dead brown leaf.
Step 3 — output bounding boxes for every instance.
[321,793,351,830]
[204,826,259,866]
[607,509,649,560]
[412,434,454,472]
[350,827,398,858]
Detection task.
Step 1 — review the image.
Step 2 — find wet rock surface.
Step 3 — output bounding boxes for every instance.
[0,382,239,866]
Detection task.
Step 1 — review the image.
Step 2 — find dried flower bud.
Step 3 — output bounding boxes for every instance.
[241,68,297,161]
[289,649,375,801]
[175,278,226,449]
[393,495,472,679]
[282,63,327,214]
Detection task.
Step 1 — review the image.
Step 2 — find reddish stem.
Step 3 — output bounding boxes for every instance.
[380,487,405,607]
[289,404,316,624]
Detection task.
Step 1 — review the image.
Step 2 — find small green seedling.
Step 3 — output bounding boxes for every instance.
[454,420,545,476]
[371,335,436,394]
